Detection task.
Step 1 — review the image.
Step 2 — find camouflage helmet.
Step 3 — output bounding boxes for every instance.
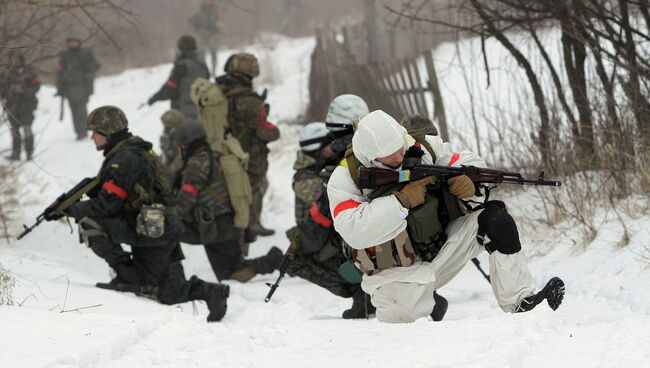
[160,109,185,129]
[177,35,197,53]
[86,106,128,135]
[171,121,207,146]
[224,52,259,78]
[400,114,438,136]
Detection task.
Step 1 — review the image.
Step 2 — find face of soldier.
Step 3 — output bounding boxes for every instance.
[91,131,108,150]
[67,40,80,49]
[376,147,406,169]
[314,144,334,161]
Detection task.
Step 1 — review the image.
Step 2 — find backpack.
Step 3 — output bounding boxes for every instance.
[190,77,252,229]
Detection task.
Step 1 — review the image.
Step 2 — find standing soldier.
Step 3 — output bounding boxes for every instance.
[56,37,100,140]
[171,121,284,282]
[215,53,280,240]
[48,106,230,322]
[148,35,209,121]
[189,0,223,76]
[1,51,40,161]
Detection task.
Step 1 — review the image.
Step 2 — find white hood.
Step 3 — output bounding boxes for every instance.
[352,110,408,168]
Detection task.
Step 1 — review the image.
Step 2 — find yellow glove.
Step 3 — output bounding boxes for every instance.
[394,176,435,208]
[448,175,475,198]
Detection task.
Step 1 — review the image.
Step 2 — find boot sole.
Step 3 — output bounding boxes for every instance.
[545,277,565,311]
[206,284,230,323]
[431,292,448,322]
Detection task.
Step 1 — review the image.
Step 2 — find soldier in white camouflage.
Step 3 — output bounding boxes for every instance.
[172,122,283,282]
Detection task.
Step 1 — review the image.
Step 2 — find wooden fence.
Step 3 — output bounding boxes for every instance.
[307,26,449,141]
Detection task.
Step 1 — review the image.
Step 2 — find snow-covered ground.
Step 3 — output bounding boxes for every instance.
[1,34,649,368]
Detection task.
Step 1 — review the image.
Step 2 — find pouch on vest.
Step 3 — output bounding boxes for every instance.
[338,260,363,284]
[406,193,447,262]
[352,229,416,275]
[194,205,219,243]
[136,203,166,238]
[218,137,252,229]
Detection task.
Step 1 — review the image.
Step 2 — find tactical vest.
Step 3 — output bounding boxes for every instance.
[341,140,449,275]
[175,57,209,120]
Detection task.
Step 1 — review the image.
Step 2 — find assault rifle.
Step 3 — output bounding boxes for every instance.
[17,177,99,240]
[358,164,561,219]
[264,255,291,302]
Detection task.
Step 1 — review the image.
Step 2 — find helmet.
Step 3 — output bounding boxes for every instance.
[224,52,259,78]
[160,109,185,129]
[177,35,197,53]
[86,106,128,135]
[325,94,369,132]
[299,122,331,152]
[400,114,437,136]
[171,121,207,146]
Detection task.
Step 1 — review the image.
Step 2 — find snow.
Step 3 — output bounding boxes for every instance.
[1,34,649,368]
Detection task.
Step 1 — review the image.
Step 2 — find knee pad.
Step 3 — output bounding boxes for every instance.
[78,217,108,246]
[477,202,521,255]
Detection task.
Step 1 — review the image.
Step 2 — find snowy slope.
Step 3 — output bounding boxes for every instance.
[1,34,649,368]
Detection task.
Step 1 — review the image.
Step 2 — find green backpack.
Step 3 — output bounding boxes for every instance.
[190,77,252,229]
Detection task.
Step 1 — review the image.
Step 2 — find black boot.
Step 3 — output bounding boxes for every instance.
[342,288,376,319]
[248,246,284,274]
[516,277,565,312]
[430,291,448,322]
[244,228,258,243]
[6,132,20,160]
[189,276,229,322]
[24,135,34,161]
[96,262,141,293]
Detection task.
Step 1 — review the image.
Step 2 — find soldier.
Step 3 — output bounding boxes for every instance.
[56,37,100,140]
[48,106,229,322]
[328,110,565,323]
[189,0,223,76]
[1,51,40,161]
[148,35,209,121]
[171,121,284,282]
[215,53,280,239]
[159,109,185,177]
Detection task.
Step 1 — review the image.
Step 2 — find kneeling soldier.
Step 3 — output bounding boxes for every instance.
[171,121,283,282]
[51,106,229,322]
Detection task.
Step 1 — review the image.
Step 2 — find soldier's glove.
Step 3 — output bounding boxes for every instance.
[448,175,475,198]
[394,176,435,209]
[44,211,64,221]
[285,226,302,260]
[147,96,155,105]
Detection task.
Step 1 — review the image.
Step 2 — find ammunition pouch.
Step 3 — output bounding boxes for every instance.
[352,229,416,275]
[136,203,166,238]
[406,193,447,262]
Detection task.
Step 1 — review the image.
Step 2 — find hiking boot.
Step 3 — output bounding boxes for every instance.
[342,288,376,319]
[205,283,230,322]
[249,223,275,237]
[516,277,565,312]
[244,228,258,243]
[430,291,448,322]
[96,276,141,293]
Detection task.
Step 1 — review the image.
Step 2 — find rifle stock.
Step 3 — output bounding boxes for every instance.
[17,177,99,240]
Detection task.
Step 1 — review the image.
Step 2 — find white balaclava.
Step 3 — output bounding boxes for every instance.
[352,110,408,168]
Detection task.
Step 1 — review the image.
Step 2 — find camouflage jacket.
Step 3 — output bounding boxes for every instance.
[0,63,40,114]
[293,151,324,225]
[56,48,99,101]
[150,51,209,120]
[215,73,280,175]
[66,134,173,220]
[174,145,232,223]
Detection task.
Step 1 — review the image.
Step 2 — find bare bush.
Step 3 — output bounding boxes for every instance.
[0,263,15,306]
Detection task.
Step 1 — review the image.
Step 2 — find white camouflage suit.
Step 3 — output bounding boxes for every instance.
[327,110,536,323]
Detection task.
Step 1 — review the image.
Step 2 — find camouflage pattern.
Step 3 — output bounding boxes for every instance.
[215,72,279,230]
[292,151,324,225]
[224,53,260,78]
[86,106,128,135]
[286,251,358,298]
[159,109,185,171]
[149,44,209,120]
[56,40,100,137]
[400,114,438,139]
[1,54,40,159]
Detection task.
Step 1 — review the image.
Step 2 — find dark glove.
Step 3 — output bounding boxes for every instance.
[44,211,64,221]
[447,175,475,198]
[394,176,435,209]
[147,96,156,105]
[285,226,302,260]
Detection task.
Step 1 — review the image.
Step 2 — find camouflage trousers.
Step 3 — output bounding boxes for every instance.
[285,253,358,298]
[248,173,268,228]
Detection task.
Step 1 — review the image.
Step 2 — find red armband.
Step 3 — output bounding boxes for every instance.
[102,180,128,200]
[333,199,361,218]
[166,80,178,89]
[181,183,199,197]
[309,203,333,228]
